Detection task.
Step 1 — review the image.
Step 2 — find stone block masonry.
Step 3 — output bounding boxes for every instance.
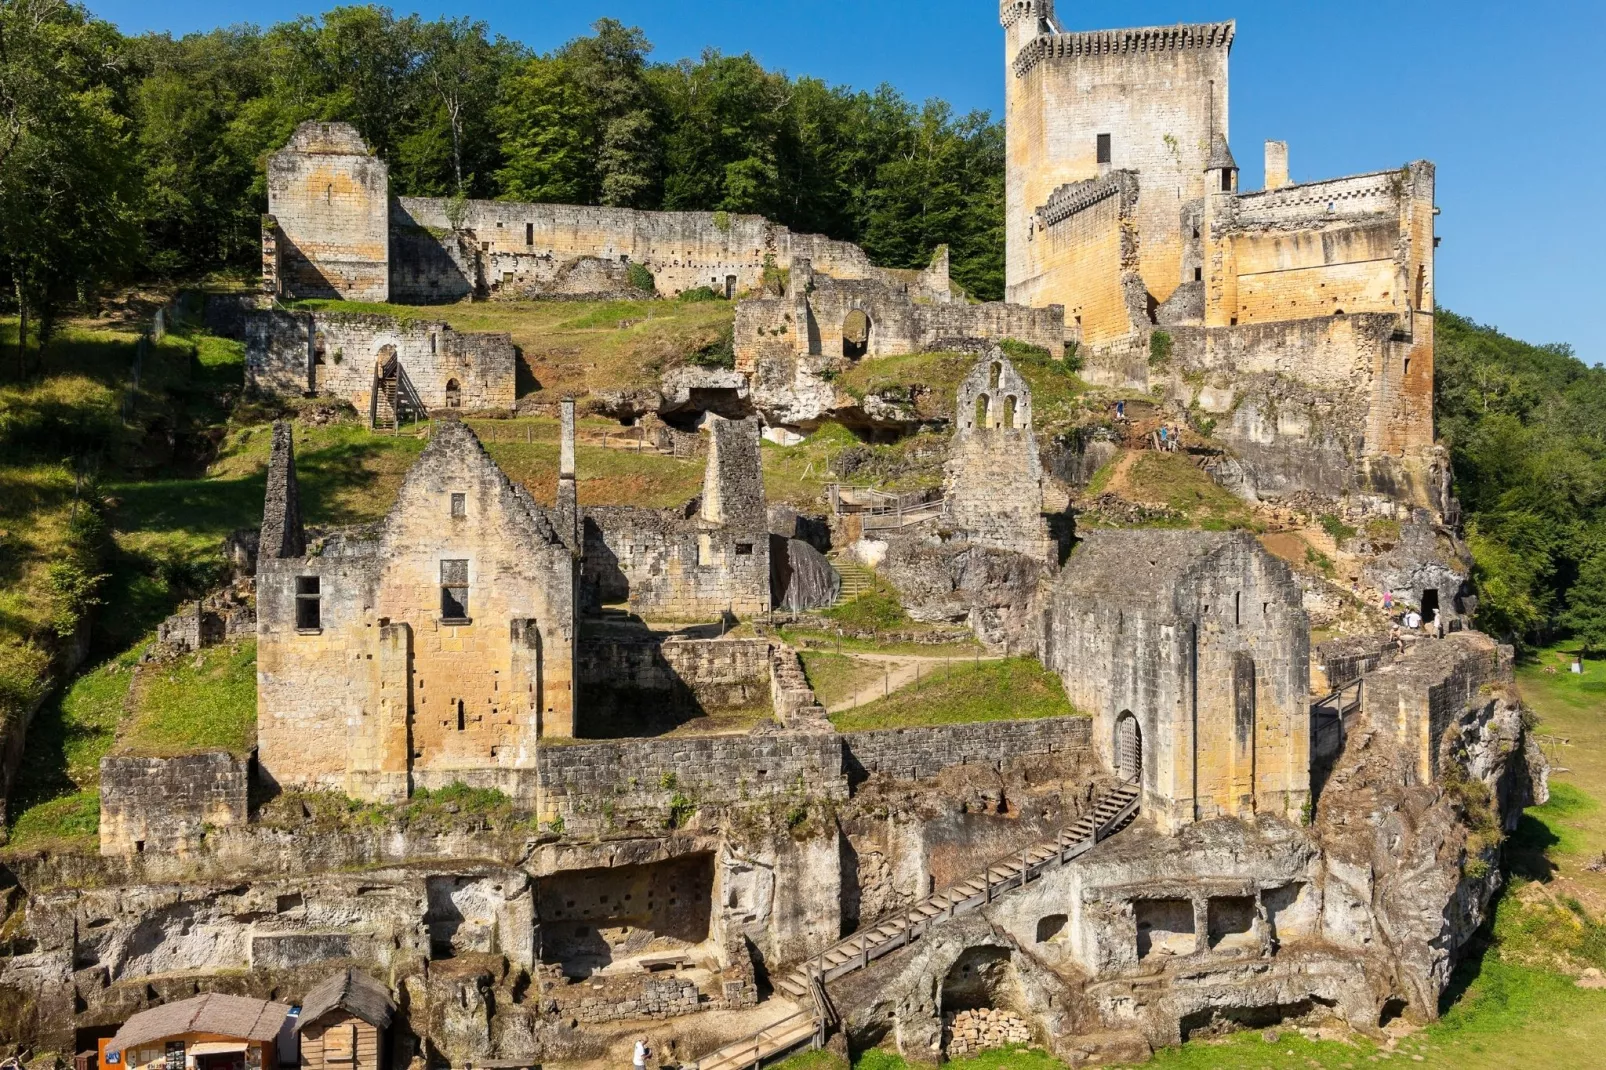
[266,123,390,302]
[843,716,1091,785]
[99,751,251,857]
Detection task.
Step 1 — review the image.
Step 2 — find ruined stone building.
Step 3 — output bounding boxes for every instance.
[264,121,951,304]
[1001,4,1436,503]
[943,351,1052,559]
[253,406,773,802]
[1043,530,1310,832]
[245,308,517,422]
[256,419,580,801]
[581,413,773,620]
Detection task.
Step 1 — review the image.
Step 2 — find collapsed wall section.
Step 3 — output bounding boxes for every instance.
[98,752,251,857]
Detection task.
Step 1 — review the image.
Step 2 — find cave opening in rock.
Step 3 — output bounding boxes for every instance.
[536,854,714,979]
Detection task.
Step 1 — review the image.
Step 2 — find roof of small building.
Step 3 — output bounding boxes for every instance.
[109,993,292,1053]
[297,967,395,1032]
[1205,132,1238,172]
[1057,529,1247,605]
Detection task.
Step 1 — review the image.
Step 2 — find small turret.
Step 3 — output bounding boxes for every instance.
[1205,133,1239,193]
[260,421,306,559]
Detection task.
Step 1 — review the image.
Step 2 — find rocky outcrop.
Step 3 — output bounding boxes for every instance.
[881,535,1049,652]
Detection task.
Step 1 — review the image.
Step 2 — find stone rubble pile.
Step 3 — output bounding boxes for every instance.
[944,1007,1032,1055]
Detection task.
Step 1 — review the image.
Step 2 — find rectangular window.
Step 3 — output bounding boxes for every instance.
[1096,133,1111,164]
[441,559,469,620]
[165,1044,185,1070]
[451,492,466,518]
[295,576,321,631]
[526,222,534,245]
[735,542,753,556]
[1194,267,1203,282]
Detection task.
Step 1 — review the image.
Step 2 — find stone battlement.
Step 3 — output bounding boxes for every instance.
[1013,21,1236,77]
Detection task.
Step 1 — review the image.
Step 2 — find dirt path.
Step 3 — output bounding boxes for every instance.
[827,651,1004,712]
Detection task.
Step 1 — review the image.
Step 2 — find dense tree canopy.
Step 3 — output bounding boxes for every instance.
[3,3,1603,647]
[0,2,1003,298]
[1435,311,1606,646]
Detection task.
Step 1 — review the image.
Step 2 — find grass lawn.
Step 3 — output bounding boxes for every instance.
[781,629,984,658]
[1083,450,1255,531]
[118,640,257,757]
[828,657,1078,732]
[799,652,887,709]
[835,345,1089,433]
[286,296,734,399]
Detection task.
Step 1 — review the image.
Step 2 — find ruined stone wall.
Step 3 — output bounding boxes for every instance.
[266,123,389,301]
[1162,312,1431,503]
[1044,532,1309,831]
[843,716,1090,785]
[1015,174,1142,348]
[579,636,772,708]
[579,416,770,620]
[737,265,1062,367]
[533,732,847,830]
[944,354,1052,559]
[1361,632,1512,786]
[388,197,942,302]
[245,310,516,415]
[1006,20,1233,309]
[98,752,250,857]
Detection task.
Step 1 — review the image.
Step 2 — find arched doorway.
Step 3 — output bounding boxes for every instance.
[445,378,462,408]
[842,309,871,359]
[1115,712,1142,784]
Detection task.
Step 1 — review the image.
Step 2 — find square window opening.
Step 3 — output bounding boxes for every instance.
[295,575,322,631]
[735,542,753,555]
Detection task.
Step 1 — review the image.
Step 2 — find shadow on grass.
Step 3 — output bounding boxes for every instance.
[1505,809,1562,882]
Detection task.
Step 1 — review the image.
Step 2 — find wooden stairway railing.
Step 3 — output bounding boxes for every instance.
[693,782,1141,1070]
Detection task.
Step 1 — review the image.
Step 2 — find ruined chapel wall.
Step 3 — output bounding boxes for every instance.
[266,124,389,302]
[944,355,1050,558]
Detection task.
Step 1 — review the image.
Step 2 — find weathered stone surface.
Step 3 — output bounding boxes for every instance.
[98,752,250,857]
[771,536,839,612]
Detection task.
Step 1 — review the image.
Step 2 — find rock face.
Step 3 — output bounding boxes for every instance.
[821,631,1545,1063]
[882,535,1049,652]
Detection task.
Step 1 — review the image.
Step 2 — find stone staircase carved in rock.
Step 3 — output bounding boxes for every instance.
[693,782,1141,1070]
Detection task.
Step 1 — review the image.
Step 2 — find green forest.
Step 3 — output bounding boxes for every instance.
[0,0,1004,342]
[2,0,1605,653]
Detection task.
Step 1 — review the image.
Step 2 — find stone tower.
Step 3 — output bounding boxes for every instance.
[1002,6,1233,329]
[265,121,391,301]
[943,349,1051,560]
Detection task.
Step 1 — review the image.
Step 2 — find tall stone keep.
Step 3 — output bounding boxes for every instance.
[943,350,1051,560]
[261,421,306,560]
[266,122,390,301]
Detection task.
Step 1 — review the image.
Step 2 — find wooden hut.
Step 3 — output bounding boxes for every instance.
[294,968,395,1070]
[103,993,291,1070]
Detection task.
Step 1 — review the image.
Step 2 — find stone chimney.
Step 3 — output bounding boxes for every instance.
[1265,140,1289,191]
[556,397,578,543]
[700,414,764,529]
[260,421,306,560]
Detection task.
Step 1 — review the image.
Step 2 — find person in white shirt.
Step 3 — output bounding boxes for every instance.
[633,1038,650,1070]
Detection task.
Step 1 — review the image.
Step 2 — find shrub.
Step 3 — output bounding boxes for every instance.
[999,337,1051,362]
[1148,330,1173,368]
[626,262,656,293]
[667,791,696,828]
[1319,514,1359,544]
[688,323,735,369]
[678,286,722,303]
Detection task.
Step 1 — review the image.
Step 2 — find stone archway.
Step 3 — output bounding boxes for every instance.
[842,309,871,359]
[1115,711,1142,784]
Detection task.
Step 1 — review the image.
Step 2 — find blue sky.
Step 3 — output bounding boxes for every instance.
[90,1,1604,364]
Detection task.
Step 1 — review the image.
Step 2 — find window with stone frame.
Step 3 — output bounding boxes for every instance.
[440,559,470,620]
[451,492,466,518]
[1097,133,1112,164]
[295,575,322,631]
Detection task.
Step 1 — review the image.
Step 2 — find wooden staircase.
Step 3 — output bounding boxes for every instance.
[693,783,1141,1070]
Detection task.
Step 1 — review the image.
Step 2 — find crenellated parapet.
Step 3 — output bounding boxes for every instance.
[1013,20,1235,78]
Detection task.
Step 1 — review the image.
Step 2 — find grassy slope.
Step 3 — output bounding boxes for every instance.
[827,657,1077,732]
[1083,448,1256,531]
[288,296,734,398]
[836,347,1090,433]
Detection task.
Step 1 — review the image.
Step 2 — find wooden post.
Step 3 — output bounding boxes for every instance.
[985,870,993,903]
[860,937,869,970]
